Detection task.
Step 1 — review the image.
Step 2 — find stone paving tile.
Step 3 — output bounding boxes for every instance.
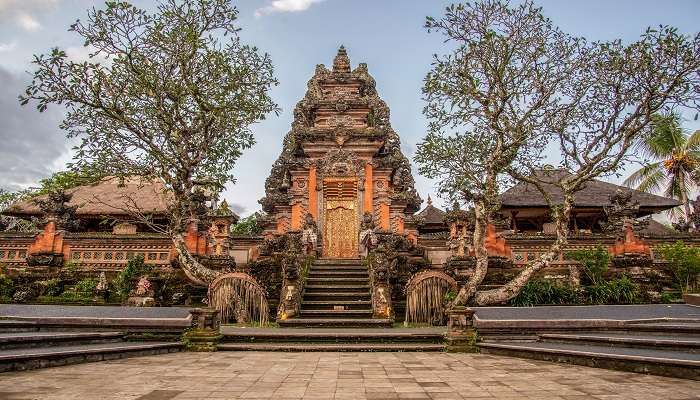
[0,352,697,399]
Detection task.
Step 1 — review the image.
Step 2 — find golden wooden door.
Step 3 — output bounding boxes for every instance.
[323,178,358,258]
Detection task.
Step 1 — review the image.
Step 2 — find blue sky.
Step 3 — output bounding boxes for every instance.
[1,0,699,216]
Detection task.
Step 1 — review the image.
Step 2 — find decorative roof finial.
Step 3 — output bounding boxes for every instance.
[333,45,351,73]
[427,195,433,207]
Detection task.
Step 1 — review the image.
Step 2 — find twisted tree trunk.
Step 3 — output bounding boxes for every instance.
[172,232,220,287]
[449,199,489,307]
[473,193,573,305]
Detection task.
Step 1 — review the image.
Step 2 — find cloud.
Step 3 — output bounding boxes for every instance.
[0,0,60,32]
[0,42,17,53]
[0,66,71,191]
[228,202,247,215]
[255,0,325,17]
[16,12,41,32]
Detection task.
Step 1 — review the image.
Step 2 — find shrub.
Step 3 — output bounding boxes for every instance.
[443,289,457,304]
[0,274,14,298]
[656,241,700,293]
[113,255,159,300]
[12,288,34,303]
[568,246,609,285]
[61,262,82,279]
[74,278,97,295]
[660,291,683,303]
[583,276,640,304]
[38,279,63,297]
[510,279,578,306]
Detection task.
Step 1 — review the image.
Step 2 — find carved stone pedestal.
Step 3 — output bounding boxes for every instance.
[183,308,222,352]
[27,252,64,267]
[446,306,478,353]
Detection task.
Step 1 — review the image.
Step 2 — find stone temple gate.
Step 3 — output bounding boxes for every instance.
[259,46,421,258]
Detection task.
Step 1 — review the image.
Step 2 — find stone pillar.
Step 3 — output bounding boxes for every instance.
[446,306,478,352]
[364,163,373,214]
[309,165,318,221]
[183,308,222,352]
[379,202,390,232]
[291,202,303,230]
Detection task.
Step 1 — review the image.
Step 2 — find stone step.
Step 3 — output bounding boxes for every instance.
[278,318,393,329]
[0,341,181,373]
[220,327,446,344]
[310,265,368,272]
[300,310,374,319]
[478,341,700,380]
[217,342,444,352]
[313,259,363,266]
[306,277,369,285]
[304,285,370,293]
[627,322,700,335]
[540,333,700,353]
[0,320,39,334]
[302,292,371,301]
[301,300,372,310]
[307,271,369,278]
[0,331,124,350]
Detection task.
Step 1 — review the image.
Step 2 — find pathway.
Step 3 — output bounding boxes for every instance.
[0,351,697,399]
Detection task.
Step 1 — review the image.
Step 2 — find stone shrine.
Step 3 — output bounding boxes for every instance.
[259,46,421,258]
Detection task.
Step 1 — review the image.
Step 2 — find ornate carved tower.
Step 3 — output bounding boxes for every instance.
[260,47,421,258]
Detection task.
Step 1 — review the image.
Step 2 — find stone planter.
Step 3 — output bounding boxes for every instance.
[446,306,478,353]
[183,308,222,352]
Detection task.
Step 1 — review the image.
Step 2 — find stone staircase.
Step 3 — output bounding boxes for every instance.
[479,323,700,380]
[0,320,180,372]
[278,258,392,328]
[226,259,445,351]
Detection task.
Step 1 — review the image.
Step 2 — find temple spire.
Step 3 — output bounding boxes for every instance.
[427,195,433,207]
[333,45,351,73]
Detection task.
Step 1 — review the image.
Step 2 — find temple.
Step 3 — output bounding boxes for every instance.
[259,46,421,258]
[0,47,696,322]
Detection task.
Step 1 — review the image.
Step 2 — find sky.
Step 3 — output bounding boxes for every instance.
[0,0,699,217]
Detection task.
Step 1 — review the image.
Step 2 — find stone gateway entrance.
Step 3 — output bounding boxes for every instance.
[323,178,358,258]
[259,46,422,255]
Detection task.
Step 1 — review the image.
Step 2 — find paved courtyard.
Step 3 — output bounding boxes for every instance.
[0,352,697,400]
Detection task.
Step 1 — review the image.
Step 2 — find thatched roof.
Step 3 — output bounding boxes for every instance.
[640,219,676,236]
[500,169,680,214]
[4,177,172,218]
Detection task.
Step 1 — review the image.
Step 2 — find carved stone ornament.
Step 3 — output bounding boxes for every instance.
[359,212,378,257]
[602,189,648,236]
[301,213,319,255]
[27,252,64,267]
[334,129,349,147]
[317,149,364,179]
[333,45,351,73]
[335,101,349,113]
[327,114,353,128]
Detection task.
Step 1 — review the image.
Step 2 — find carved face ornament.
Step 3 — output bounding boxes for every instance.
[334,129,349,147]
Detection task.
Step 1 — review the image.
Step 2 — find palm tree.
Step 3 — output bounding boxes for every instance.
[624,113,700,221]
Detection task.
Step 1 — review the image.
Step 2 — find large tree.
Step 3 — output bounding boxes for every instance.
[416,0,700,306]
[21,0,278,285]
